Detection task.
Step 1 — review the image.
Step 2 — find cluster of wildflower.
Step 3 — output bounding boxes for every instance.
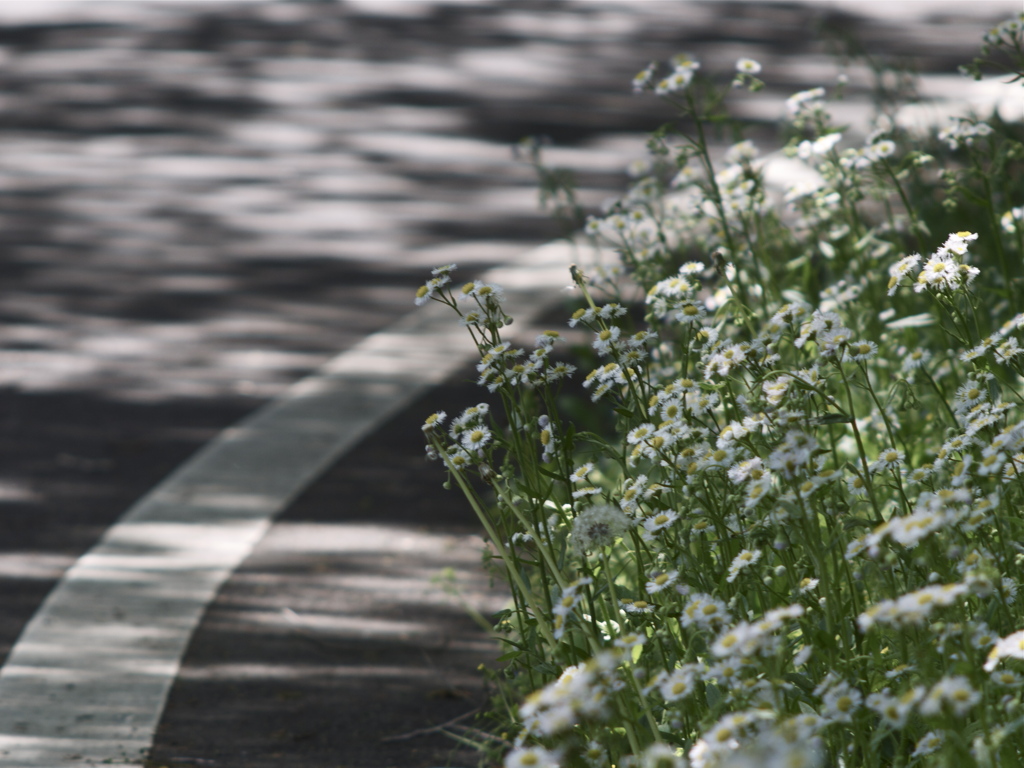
[959,13,1024,110]
[857,582,969,630]
[785,86,827,126]
[731,58,763,92]
[645,263,706,321]
[414,263,456,306]
[712,159,770,226]
[937,117,995,150]
[582,184,695,290]
[984,13,1023,45]
[517,651,621,740]
[886,231,981,295]
[422,402,494,471]
[476,334,578,392]
[786,124,915,260]
[418,20,1024,768]
[654,54,700,95]
[1003,205,1024,234]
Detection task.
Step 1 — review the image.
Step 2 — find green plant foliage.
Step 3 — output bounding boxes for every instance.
[417,15,1024,768]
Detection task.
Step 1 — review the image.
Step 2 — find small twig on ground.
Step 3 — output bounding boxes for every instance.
[381,708,482,742]
[446,723,513,747]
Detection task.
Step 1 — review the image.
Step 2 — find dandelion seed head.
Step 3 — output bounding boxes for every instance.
[572,504,631,556]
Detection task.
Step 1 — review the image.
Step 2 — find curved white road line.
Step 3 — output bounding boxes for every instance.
[0,241,574,767]
[0,63,1012,764]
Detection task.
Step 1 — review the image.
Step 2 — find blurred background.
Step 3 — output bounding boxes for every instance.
[0,2,1018,766]
[0,0,1017,401]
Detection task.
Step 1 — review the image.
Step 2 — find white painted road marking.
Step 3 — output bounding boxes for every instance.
[0,241,574,767]
[0,27,1016,762]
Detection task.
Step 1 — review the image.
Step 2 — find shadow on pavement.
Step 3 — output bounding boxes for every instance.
[0,1,1016,766]
[150,369,508,768]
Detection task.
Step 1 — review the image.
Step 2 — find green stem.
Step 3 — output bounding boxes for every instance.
[836,362,884,523]
[438,444,559,649]
[489,480,569,592]
[881,158,924,253]
[921,365,958,426]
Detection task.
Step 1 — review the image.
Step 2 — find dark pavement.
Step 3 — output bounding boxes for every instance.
[0,2,1016,766]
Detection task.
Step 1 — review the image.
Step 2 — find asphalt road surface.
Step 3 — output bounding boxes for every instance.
[0,2,1017,767]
